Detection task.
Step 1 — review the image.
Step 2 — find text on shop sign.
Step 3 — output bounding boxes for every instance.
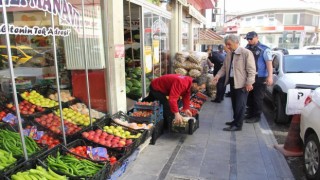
[0,0,80,29]
[0,24,71,36]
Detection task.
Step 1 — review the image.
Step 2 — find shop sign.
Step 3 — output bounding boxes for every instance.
[152,40,159,64]
[115,44,125,58]
[0,0,81,36]
[144,46,152,73]
[0,24,71,36]
[188,5,206,24]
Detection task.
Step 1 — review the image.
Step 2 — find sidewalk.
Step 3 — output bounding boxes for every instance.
[119,96,295,180]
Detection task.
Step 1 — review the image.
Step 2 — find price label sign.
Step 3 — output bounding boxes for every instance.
[286,89,312,115]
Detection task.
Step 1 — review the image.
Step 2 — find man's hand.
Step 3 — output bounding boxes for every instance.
[245,84,253,92]
[265,76,273,86]
[174,112,183,124]
[212,76,219,85]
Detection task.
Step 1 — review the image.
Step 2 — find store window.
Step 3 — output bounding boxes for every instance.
[124,1,171,100]
[0,0,107,149]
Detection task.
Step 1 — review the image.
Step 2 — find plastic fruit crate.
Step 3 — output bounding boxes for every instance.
[31,112,88,142]
[81,126,138,156]
[150,118,164,145]
[3,155,67,180]
[37,144,108,180]
[171,115,199,135]
[133,101,162,111]
[64,139,129,178]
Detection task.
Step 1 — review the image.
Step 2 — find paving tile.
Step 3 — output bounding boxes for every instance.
[119,98,294,180]
[237,172,269,180]
[237,161,267,176]
[199,159,230,180]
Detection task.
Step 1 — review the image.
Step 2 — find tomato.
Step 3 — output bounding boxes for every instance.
[110,156,117,162]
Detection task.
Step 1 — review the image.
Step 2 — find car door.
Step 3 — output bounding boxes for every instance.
[265,51,282,100]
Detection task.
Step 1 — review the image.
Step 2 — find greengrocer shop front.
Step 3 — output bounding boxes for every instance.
[0,0,212,178]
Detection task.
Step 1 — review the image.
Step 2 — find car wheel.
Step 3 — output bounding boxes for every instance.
[273,92,290,124]
[304,134,320,180]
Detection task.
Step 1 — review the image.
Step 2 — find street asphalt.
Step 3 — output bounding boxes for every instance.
[119,96,295,180]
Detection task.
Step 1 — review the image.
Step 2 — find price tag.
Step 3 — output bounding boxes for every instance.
[286,89,312,115]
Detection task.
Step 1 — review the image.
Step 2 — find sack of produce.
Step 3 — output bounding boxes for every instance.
[174,61,184,69]
[175,51,190,59]
[188,51,208,64]
[174,68,188,75]
[188,69,202,78]
[183,60,202,71]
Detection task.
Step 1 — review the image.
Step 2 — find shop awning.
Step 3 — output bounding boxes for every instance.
[187,0,216,10]
[197,29,223,45]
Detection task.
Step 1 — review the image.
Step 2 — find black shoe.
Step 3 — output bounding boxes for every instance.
[245,116,261,123]
[225,92,231,97]
[223,126,242,131]
[225,121,234,126]
[211,99,221,103]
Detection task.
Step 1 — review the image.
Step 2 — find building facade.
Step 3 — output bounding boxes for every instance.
[223,8,320,48]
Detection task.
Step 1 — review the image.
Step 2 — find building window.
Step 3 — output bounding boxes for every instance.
[268,14,275,26]
[256,15,264,26]
[243,17,252,27]
[283,13,299,25]
[312,15,319,26]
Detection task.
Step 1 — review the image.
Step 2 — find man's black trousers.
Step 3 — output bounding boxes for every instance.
[142,86,174,129]
[230,78,248,128]
[246,77,267,118]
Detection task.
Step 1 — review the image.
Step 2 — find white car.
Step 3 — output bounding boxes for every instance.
[300,87,320,180]
[265,51,320,123]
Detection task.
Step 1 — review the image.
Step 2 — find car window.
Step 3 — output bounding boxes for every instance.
[283,55,320,73]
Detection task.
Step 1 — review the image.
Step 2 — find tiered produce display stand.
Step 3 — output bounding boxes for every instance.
[0,86,207,179]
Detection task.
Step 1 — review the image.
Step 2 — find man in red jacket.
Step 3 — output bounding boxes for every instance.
[143,74,207,129]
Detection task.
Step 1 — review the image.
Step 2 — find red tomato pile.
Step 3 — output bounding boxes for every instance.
[82,129,133,148]
[136,102,154,106]
[6,100,45,115]
[189,108,198,116]
[191,98,204,105]
[37,134,60,149]
[0,111,7,121]
[131,110,153,117]
[190,101,201,110]
[34,113,82,135]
